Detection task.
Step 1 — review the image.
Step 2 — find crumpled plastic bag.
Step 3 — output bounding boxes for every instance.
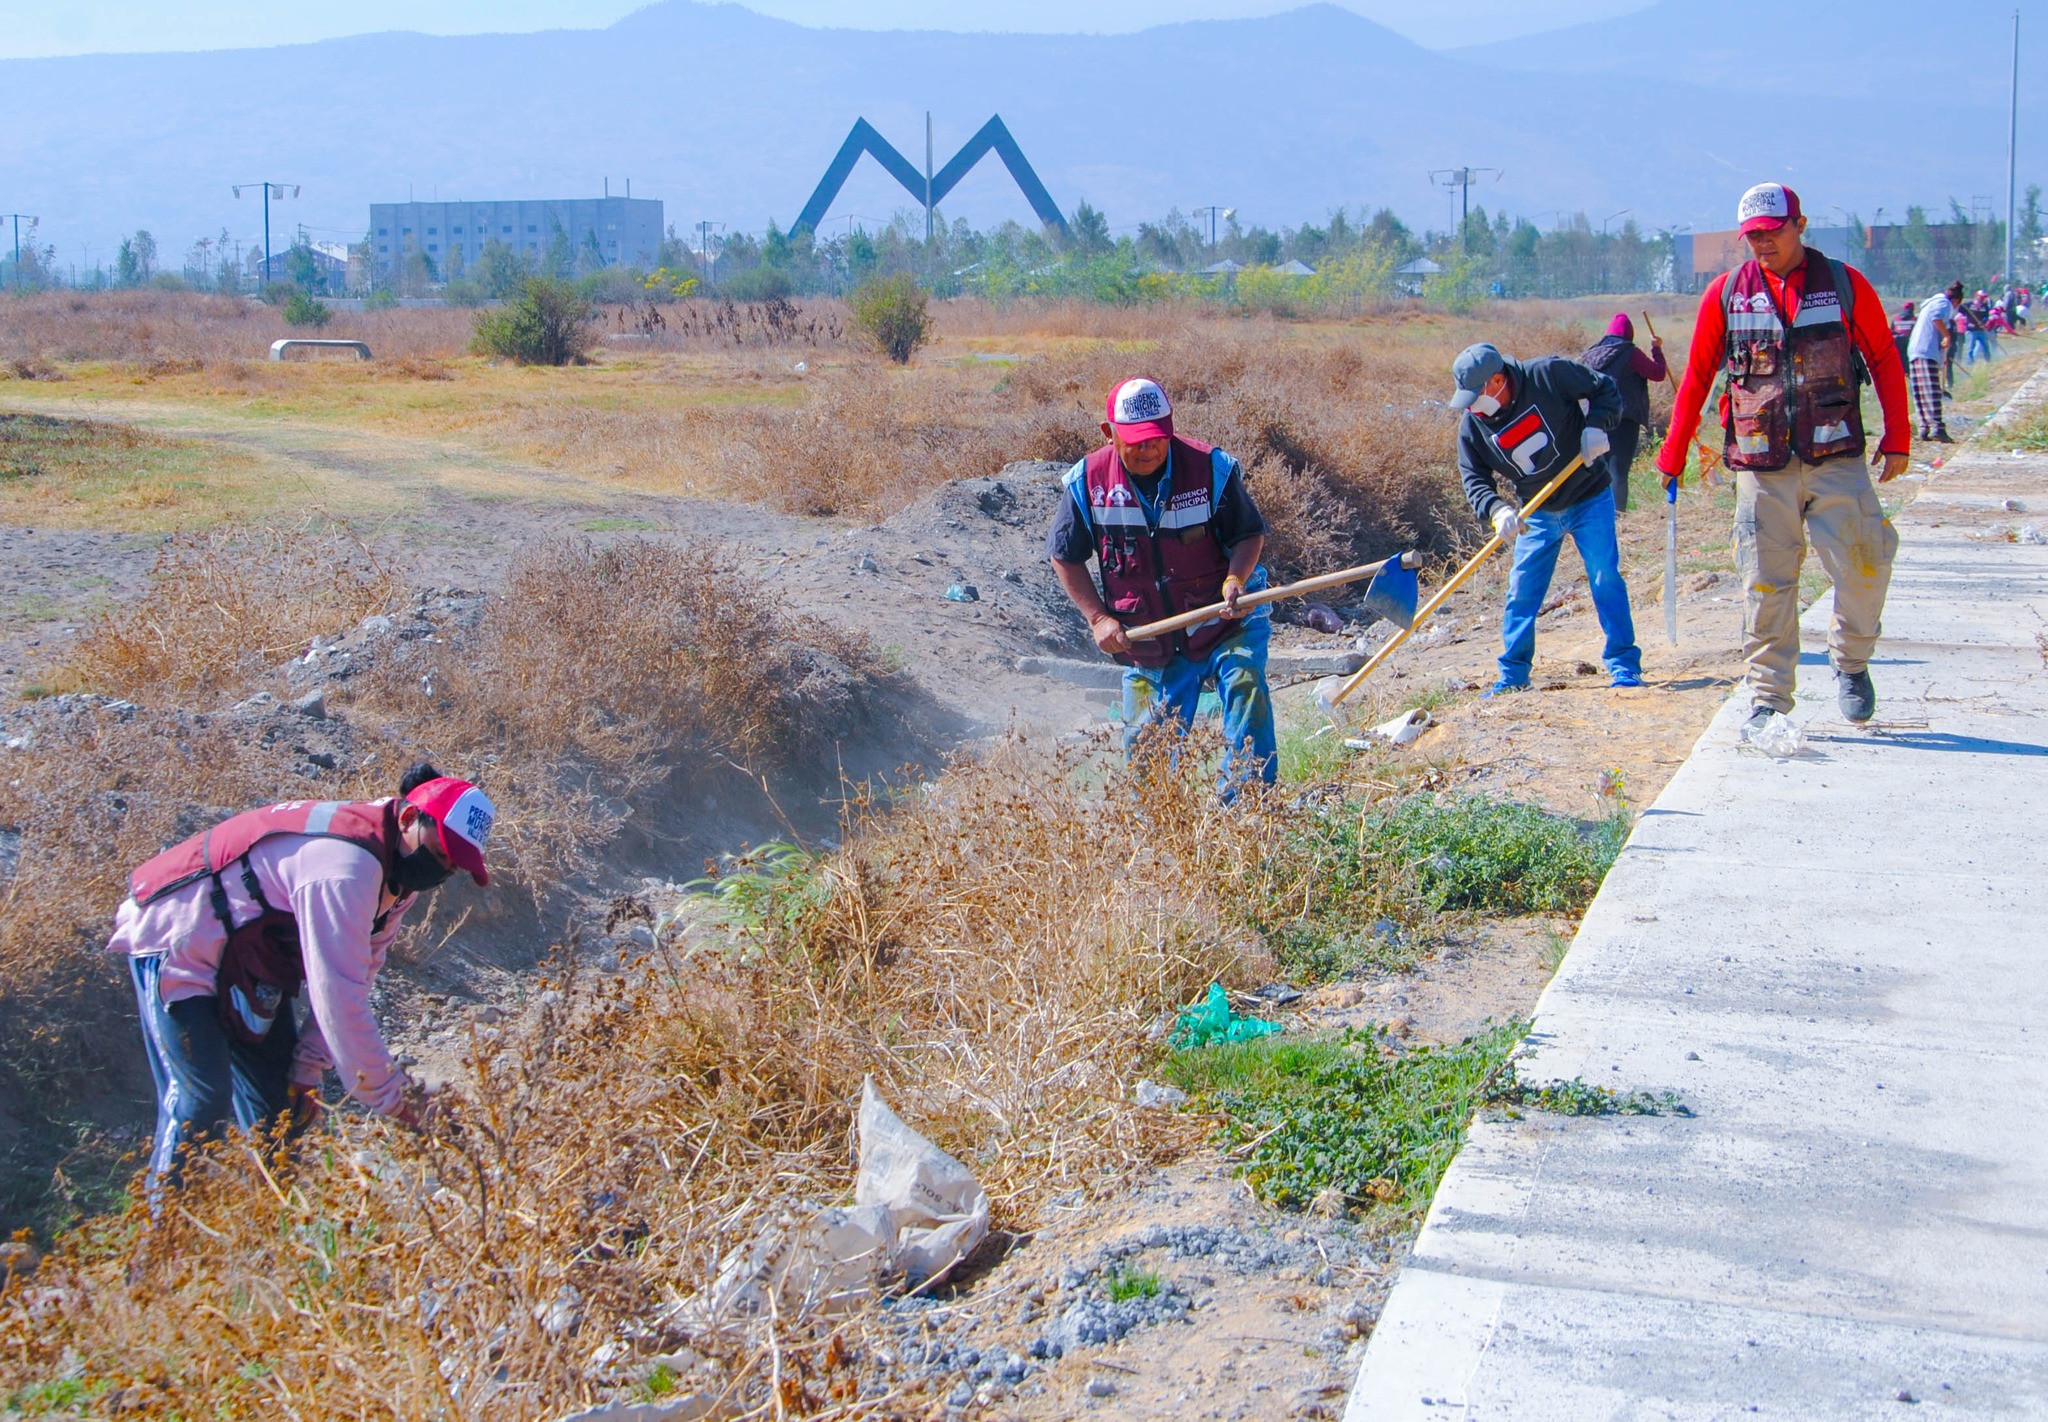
[1345,708,1430,749]
[1741,709,1805,759]
[1171,982,1283,1049]
[693,1080,990,1327]
[554,1396,724,1422]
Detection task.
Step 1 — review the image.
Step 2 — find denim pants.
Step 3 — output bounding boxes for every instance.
[1966,328,1995,364]
[1499,488,1642,685]
[130,954,297,1190]
[1122,615,1277,794]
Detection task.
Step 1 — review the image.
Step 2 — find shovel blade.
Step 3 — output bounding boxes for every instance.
[1363,559,1420,631]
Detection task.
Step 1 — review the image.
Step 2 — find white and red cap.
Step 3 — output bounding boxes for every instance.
[405,776,495,886]
[1737,183,1802,234]
[1106,378,1174,444]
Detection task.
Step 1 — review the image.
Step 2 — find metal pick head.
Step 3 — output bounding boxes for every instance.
[1363,559,1420,631]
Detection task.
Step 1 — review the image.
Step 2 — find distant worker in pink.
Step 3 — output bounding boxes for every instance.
[1580,313,1666,511]
[1656,182,1910,726]
[110,762,494,1190]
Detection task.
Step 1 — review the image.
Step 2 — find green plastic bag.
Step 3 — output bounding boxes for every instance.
[1172,982,1282,1049]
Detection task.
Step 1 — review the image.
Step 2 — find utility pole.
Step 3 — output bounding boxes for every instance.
[232,181,299,285]
[2009,8,2021,283]
[925,111,935,247]
[2,214,36,292]
[1429,167,1501,247]
[697,221,724,286]
[1195,205,1234,249]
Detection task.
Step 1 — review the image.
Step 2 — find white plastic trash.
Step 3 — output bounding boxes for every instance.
[1312,675,1346,710]
[1742,709,1805,759]
[692,1079,990,1329]
[1133,1079,1188,1109]
[1345,709,1431,750]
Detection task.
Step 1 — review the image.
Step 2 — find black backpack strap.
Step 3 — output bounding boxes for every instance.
[1830,258,1870,389]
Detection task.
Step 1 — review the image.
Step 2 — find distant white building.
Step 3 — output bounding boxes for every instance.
[369,197,663,277]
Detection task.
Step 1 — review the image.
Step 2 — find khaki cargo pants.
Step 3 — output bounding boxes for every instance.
[1734,454,1898,713]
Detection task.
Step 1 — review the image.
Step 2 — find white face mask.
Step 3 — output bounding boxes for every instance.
[1468,392,1502,418]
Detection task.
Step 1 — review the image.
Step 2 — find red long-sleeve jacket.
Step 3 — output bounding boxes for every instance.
[1656,257,1910,478]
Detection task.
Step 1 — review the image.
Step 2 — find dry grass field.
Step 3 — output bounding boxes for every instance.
[0,289,2025,1420]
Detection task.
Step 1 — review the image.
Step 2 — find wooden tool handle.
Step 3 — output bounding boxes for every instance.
[1123,552,1418,643]
[1328,456,1586,707]
[1643,309,1724,479]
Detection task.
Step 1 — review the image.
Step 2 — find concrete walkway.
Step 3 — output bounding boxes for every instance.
[1347,375,2048,1420]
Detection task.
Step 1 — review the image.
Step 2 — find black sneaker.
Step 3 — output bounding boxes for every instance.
[1837,668,1877,723]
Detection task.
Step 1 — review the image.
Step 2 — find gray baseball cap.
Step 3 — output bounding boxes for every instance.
[1449,343,1506,409]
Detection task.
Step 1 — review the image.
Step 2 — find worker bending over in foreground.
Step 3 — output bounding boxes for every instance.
[111,763,495,1190]
[1656,182,1910,726]
[1449,341,1643,695]
[1048,377,1277,792]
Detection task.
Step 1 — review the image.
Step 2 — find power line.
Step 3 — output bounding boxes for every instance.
[1429,167,1500,243]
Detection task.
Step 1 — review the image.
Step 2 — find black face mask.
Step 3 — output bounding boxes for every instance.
[389,844,455,896]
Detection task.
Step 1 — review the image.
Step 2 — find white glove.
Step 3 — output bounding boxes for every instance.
[1490,504,1520,543]
[1580,426,1611,463]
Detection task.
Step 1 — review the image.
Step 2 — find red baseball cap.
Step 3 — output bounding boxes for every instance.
[1737,182,1801,234]
[405,776,495,886]
[1106,377,1174,444]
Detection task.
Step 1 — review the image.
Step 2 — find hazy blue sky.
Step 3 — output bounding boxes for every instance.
[0,0,1650,59]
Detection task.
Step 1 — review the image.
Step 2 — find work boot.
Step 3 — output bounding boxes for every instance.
[1837,668,1877,723]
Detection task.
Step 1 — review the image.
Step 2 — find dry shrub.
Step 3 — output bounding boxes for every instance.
[716,367,1086,517]
[60,526,402,703]
[0,736,1295,1417]
[347,539,895,889]
[0,290,475,364]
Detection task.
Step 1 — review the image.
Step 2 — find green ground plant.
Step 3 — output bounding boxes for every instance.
[1366,794,1629,916]
[1104,1265,1164,1302]
[1162,1021,1524,1213]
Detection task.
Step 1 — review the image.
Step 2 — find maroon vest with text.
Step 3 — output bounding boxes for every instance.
[131,800,400,1043]
[1721,254,1866,471]
[1083,437,1235,668]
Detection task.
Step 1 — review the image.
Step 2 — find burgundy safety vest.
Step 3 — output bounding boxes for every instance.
[1083,437,1235,668]
[130,800,401,1043]
[1721,254,1866,471]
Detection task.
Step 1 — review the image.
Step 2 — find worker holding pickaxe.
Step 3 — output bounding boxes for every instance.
[1048,377,1278,792]
[1450,342,1644,696]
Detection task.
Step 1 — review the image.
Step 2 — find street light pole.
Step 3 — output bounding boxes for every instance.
[233,181,300,286]
[1,215,40,292]
[2008,8,2021,283]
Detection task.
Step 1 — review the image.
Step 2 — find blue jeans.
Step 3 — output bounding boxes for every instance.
[1966,328,1995,364]
[130,954,297,1192]
[1122,615,1277,795]
[1498,488,1642,686]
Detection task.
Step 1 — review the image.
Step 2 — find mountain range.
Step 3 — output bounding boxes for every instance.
[0,1,2033,266]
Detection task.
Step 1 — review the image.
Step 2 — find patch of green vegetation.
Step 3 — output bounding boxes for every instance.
[1104,1265,1163,1302]
[576,517,661,532]
[1367,794,1629,916]
[1246,793,1622,986]
[1277,722,1350,787]
[1493,1074,1691,1118]
[6,1377,115,1414]
[1161,1021,1524,1213]
[640,1363,679,1400]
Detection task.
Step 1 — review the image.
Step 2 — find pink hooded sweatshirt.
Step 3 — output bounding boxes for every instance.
[107,813,417,1116]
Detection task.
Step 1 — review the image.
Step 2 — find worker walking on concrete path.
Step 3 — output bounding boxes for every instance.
[1450,341,1642,695]
[1047,377,1277,792]
[1910,283,1963,443]
[1656,182,1911,726]
[110,763,494,1193]
[1580,313,1667,512]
